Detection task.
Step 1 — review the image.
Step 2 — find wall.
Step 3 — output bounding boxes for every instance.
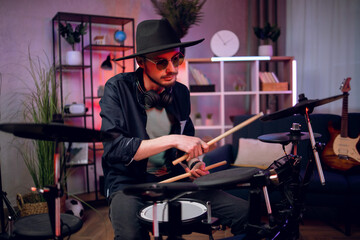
[0,0,273,203]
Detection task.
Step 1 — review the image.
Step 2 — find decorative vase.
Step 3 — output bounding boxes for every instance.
[258,45,273,56]
[66,50,82,65]
[205,118,213,126]
[195,118,202,126]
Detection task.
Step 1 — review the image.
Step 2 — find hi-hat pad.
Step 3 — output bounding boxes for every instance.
[258,132,321,144]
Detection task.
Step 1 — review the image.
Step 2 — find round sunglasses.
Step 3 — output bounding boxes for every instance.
[145,52,184,70]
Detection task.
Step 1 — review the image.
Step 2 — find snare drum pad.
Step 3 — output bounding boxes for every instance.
[194,167,260,189]
[139,200,207,224]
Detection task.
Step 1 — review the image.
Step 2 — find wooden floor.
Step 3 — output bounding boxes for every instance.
[69,202,360,240]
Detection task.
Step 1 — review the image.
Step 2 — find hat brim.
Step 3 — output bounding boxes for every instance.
[114,38,204,61]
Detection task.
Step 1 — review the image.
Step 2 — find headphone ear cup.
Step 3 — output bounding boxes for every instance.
[159,91,173,108]
[143,90,160,109]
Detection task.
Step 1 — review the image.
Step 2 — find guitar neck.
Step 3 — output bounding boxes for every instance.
[341,93,348,138]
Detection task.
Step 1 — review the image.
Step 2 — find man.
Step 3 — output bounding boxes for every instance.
[100,18,248,240]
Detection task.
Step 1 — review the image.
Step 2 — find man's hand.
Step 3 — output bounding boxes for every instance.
[171,135,209,160]
[134,134,209,161]
[185,161,209,181]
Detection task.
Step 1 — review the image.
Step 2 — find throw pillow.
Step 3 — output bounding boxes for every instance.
[234,138,292,169]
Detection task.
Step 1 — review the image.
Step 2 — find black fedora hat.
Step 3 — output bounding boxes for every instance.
[114,18,204,61]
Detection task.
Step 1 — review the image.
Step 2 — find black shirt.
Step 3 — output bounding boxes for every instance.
[100,68,195,198]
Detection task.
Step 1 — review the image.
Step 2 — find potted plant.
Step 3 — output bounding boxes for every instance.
[17,49,63,216]
[253,22,280,56]
[205,113,213,126]
[151,0,206,39]
[194,112,202,126]
[59,22,87,65]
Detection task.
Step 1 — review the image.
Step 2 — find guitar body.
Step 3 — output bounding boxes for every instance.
[322,122,360,171]
[321,77,360,171]
[333,135,360,161]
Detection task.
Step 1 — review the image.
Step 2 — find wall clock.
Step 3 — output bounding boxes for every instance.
[210,30,240,57]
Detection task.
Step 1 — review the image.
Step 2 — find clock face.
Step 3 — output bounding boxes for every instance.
[210,30,240,57]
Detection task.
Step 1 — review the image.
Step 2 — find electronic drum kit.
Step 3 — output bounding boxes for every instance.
[0,93,345,240]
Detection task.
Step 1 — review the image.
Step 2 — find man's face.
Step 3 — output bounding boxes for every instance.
[142,48,182,91]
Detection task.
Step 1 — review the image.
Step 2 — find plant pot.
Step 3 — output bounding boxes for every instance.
[205,118,213,126]
[66,50,82,65]
[17,192,67,217]
[195,118,202,126]
[258,45,273,56]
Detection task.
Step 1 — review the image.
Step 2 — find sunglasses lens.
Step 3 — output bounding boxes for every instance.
[152,53,185,70]
[172,54,184,67]
[156,59,169,70]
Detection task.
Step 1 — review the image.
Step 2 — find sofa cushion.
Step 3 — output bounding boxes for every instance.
[203,144,232,173]
[234,138,292,169]
[232,114,342,169]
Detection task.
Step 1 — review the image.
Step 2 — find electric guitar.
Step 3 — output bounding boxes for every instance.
[322,77,360,171]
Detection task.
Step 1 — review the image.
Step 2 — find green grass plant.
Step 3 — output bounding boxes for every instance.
[19,49,60,189]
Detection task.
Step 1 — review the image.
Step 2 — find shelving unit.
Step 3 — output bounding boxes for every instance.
[52,12,135,201]
[185,56,297,145]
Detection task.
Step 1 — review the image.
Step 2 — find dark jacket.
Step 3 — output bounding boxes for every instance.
[100,68,194,198]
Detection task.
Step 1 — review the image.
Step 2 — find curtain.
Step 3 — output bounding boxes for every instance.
[286,0,360,114]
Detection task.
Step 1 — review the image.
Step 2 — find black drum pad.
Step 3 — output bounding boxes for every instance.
[194,167,260,189]
[13,213,83,239]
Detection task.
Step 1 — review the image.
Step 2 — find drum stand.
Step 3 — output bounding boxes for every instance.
[0,164,19,239]
[148,199,185,240]
[149,198,217,240]
[238,92,343,239]
[245,154,303,239]
[123,182,217,240]
[0,119,116,239]
[246,119,323,239]
[12,141,83,240]
[162,200,184,240]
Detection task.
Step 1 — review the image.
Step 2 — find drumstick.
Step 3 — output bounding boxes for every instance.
[159,160,227,183]
[172,112,264,166]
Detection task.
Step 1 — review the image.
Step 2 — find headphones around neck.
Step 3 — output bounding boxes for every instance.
[136,81,173,110]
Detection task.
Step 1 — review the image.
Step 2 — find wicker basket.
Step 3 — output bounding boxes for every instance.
[16,193,48,217]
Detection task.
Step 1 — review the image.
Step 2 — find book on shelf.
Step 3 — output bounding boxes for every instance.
[189,65,211,85]
[271,72,280,83]
[259,72,280,83]
[260,72,288,91]
[259,72,271,83]
[259,72,267,83]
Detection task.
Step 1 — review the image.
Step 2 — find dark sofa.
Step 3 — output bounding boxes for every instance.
[203,113,360,235]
